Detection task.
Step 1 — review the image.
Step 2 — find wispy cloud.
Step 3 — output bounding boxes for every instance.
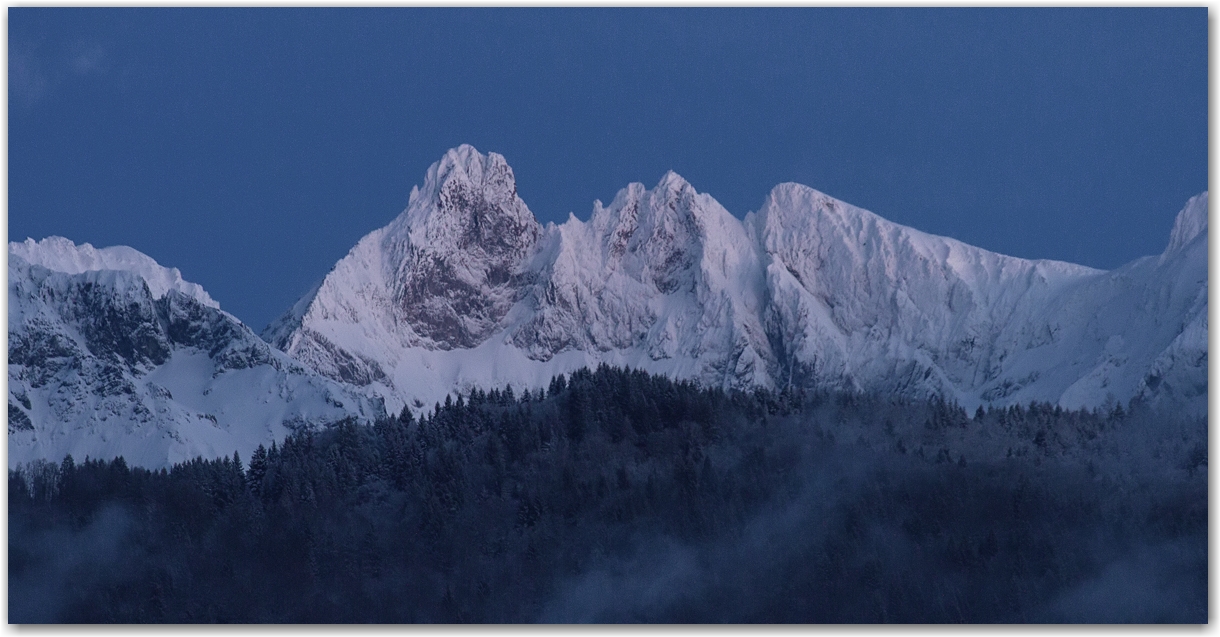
[10,48,51,111]
[69,45,108,76]
[10,40,112,113]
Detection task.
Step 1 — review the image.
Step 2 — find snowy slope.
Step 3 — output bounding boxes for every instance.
[11,237,219,309]
[1049,193,1208,414]
[9,239,385,469]
[750,185,1207,415]
[267,145,1207,416]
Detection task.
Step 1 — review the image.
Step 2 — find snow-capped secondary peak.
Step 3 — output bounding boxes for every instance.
[10,240,384,469]
[754,182,923,250]
[587,172,715,268]
[655,169,693,193]
[10,236,218,309]
[1163,191,1208,259]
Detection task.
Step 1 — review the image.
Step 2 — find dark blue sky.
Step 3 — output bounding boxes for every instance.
[10,8,1207,331]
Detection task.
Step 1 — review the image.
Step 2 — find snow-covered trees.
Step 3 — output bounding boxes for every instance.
[9,366,1206,622]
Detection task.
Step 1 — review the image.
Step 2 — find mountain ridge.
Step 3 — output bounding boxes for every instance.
[9,242,385,469]
[265,145,1207,416]
[9,145,1206,468]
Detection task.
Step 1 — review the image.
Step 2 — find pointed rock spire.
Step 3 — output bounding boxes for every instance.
[382,145,543,348]
[1163,191,1208,259]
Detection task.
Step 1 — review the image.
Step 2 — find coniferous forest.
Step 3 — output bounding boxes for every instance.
[9,365,1207,623]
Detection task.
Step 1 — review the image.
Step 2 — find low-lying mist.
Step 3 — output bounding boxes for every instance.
[10,366,1207,623]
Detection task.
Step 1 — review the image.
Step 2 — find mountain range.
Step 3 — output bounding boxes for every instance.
[10,145,1208,467]
[8,238,383,468]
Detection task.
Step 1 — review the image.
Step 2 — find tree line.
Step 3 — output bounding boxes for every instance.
[10,365,1207,622]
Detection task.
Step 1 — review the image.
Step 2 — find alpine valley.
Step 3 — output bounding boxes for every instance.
[10,145,1208,468]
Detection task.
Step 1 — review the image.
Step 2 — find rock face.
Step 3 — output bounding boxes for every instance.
[262,147,541,386]
[266,145,1208,417]
[389,146,542,349]
[509,172,774,387]
[9,239,385,469]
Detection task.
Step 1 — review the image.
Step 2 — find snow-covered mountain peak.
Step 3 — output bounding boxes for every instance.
[655,169,694,194]
[9,236,218,309]
[752,181,1100,280]
[757,182,889,236]
[414,143,509,196]
[393,145,539,252]
[10,239,385,469]
[1163,191,1208,258]
[378,146,542,350]
[584,170,745,287]
[753,183,890,260]
[262,145,546,361]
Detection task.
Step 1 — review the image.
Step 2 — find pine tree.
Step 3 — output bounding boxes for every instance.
[248,444,269,492]
[548,373,567,397]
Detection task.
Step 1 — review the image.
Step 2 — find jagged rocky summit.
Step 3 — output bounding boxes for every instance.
[265,144,1208,418]
[9,238,385,469]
